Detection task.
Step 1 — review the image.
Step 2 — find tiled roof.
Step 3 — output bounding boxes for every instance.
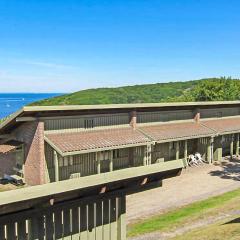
[45,127,152,154]
[0,140,22,154]
[45,117,240,155]
[139,121,215,142]
[201,117,240,134]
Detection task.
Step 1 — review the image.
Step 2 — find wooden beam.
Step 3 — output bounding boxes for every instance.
[16,117,37,122]
[0,159,184,207]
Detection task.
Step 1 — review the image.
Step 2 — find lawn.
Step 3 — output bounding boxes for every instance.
[127,188,240,238]
[172,216,240,240]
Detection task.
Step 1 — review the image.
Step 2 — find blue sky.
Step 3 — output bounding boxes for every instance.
[0,0,240,93]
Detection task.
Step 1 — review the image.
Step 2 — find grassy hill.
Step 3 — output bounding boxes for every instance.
[32,77,240,106]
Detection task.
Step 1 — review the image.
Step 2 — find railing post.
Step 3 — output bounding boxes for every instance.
[54,151,59,182]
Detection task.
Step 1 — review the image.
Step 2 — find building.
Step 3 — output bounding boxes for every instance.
[0,101,240,186]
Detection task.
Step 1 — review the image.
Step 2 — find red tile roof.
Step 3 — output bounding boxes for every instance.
[201,117,240,134]
[45,117,240,155]
[139,121,215,142]
[0,140,22,154]
[45,127,152,153]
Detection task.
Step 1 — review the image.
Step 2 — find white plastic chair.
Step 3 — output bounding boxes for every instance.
[195,152,204,164]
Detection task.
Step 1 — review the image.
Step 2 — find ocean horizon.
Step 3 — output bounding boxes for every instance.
[0,93,63,119]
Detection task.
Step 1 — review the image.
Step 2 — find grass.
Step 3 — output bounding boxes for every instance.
[127,188,240,237]
[172,217,240,240]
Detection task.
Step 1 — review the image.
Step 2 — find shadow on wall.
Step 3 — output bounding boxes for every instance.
[208,157,240,182]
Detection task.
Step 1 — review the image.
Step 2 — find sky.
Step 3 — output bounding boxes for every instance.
[0,0,240,93]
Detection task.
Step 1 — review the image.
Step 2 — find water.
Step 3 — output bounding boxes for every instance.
[0,93,62,119]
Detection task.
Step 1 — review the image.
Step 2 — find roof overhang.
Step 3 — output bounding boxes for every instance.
[1,101,240,134]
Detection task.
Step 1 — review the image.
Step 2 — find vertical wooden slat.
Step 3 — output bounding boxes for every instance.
[6,221,16,240]
[45,212,55,240]
[110,197,117,240]
[80,204,88,240]
[87,203,95,240]
[0,224,5,240]
[29,215,42,240]
[117,196,126,240]
[103,199,110,240]
[63,208,71,238]
[17,219,28,240]
[54,210,64,240]
[95,200,103,240]
[71,205,80,240]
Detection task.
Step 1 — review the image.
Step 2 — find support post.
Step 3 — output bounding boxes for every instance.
[184,140,188,167]
[96,152,101,174]
[207,137,213,164]
[109,150,113,172]
[176,141,179,160]
[147,144,152,165]
[230,134,234,157]
[53,151,59,182]
[143,146,147,166]
[236,134,239,156]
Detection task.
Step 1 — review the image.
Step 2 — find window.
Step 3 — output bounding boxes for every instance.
[84,119,94,129]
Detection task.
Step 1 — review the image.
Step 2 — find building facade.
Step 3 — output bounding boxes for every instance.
[0,101,240,186]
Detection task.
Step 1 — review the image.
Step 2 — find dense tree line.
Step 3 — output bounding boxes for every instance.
[32,77,240,106]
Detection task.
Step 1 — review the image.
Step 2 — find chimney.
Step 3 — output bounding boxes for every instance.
[130,110,137,130]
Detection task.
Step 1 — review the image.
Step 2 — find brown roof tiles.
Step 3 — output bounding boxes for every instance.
[0,140,22,154]
[45,127,152,154]
[201,117,240,134]
[139,121,215,142]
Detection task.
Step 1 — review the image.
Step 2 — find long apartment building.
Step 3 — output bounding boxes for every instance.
[0,101,240,186]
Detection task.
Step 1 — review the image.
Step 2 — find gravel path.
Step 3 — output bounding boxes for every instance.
[127,159,240,225]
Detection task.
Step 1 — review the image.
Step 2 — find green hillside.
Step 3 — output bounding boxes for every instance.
[32,77,240,106]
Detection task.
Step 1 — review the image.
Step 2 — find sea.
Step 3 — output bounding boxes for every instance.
[0,93,62,119]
